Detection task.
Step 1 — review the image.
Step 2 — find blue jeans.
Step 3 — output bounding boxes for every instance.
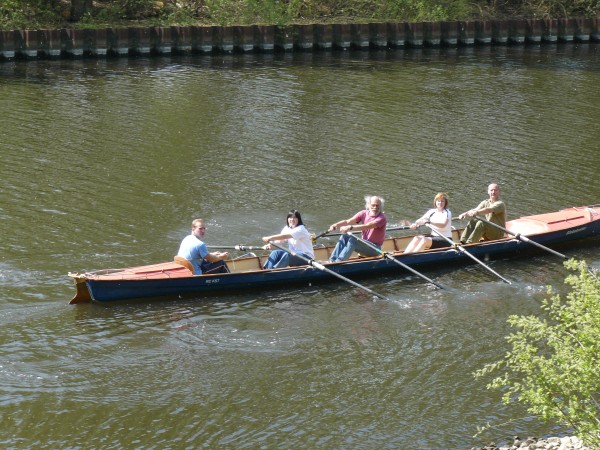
[329,235,381,262]
[263,250,310,269]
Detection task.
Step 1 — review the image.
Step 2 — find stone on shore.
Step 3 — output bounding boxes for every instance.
[471,436,588,450]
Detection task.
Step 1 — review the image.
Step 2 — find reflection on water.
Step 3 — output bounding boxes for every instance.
[1,45,599,448]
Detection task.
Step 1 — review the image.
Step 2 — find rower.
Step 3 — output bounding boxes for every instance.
[458,183,506,244]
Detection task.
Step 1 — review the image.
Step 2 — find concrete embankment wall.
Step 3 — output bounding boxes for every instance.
[1,18,599,60]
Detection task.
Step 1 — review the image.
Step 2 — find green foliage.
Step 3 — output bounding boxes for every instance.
[80,0,164,22]
[475,260,600,449]
[0,0,598,29]
[475,0,600,18]
[0,0,62,29]
[146,0,474,26]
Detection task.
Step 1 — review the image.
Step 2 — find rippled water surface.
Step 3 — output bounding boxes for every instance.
[1,45,600,448]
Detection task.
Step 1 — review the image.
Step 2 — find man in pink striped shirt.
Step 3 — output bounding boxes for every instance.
[327,195,387,262]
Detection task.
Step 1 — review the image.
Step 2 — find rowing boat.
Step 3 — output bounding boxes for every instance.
[68,205,600,304]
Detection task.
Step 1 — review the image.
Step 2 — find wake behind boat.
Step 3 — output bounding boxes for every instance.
[68,205,600,304]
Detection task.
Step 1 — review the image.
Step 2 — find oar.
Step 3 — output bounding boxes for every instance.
[348,233,447,290]
[207,245,264,250]
[312,230,331,241]
[325,224,412,237]
[313,224,412,241]
[473,216,568,260]
[426,225,512,284]
[268,241,389,301]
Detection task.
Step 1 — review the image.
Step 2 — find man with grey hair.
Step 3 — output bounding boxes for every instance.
[327,195,387,262]
[458,183,506,244]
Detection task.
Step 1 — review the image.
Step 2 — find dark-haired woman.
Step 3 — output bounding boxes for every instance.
[261,210,314,269]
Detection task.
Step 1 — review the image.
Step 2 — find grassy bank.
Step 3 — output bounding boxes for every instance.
[1,0,599,31]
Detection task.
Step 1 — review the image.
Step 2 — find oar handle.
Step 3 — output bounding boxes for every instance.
[207,245,264,250]
[316,224,412,239]
[312,230,331,241]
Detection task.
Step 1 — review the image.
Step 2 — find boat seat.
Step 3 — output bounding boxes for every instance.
[452,229,461,242]
[381,239,397,252]
[394,236,411,251]
[174,256,195,273]
[313,247,330,261]
[226,256,263,273]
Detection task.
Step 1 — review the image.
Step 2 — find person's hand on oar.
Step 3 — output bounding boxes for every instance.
[458,183,506,244]
[313,218,412,242]
[261,240,275,251]
[260,210,316,270]
[324,195,388,263]
[323,224,413,238]
[178,218,229,275]
[404,192,453,254]
[312,229,331,242]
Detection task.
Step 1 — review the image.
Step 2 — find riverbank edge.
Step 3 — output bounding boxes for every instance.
[1,17,599,60]
[472,435,590,450]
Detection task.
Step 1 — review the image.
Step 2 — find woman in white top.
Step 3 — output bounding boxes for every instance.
[262,210,314,269]
[404,192,452,253]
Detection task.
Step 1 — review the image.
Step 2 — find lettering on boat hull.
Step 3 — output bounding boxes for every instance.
[566,227,587,235]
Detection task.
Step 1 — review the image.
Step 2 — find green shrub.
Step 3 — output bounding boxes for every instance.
[0,0,598,29]
[0,0,61,29]
[475,260,600,449]
[475,0,600,18]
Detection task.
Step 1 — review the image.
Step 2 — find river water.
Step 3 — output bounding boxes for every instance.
[1,44,599,448]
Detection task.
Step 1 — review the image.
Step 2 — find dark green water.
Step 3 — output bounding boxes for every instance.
[1,45,599,448]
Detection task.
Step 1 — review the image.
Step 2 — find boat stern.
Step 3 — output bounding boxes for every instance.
[68,272,93,304]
